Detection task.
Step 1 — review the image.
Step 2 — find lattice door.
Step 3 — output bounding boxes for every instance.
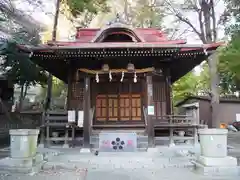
[119,94,131,121]
[108,95,118,121]
[96,95,107,121]
[131,94,141,120]
[96,94,142,122]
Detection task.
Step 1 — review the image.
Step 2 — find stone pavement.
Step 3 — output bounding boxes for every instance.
[228,132,240,164]
[0,132,240,180]
[0,167,239,180]
[1,146,239,180]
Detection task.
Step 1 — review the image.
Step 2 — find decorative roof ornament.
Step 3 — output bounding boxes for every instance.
[107,13,131,27]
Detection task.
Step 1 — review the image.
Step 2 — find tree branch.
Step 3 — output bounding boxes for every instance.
[210,0,217,42]
[163,0,203,41]
[198,7,206,43]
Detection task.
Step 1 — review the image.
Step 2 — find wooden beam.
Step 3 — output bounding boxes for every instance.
[146,75,155,147]
[83,76,91,148]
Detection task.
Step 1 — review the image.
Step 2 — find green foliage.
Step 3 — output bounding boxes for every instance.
[0,40,48,86]
[65,0,109,17]
[219,36,240,92]
[224,0,240,36]
[37,77,67,103]
[172,70,205,104]
[132,0,164,28]
[0,26,47,86]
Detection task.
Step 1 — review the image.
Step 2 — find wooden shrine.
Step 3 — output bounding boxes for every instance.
[19,21,222,150]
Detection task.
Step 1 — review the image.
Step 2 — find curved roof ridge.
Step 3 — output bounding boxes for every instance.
[91,23,145,42]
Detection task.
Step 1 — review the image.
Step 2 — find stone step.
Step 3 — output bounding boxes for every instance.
[43,154,194,170]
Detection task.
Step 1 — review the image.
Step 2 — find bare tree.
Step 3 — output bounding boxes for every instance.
[162,0,221,127]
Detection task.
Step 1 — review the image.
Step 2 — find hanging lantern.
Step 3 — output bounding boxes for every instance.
[127,63,135,72]
[102,64,109,72]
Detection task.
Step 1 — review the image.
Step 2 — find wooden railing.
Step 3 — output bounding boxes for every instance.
[151,115,198,127]
[148,114,201,146]
[40,108,96,147]
[45,111,73,147]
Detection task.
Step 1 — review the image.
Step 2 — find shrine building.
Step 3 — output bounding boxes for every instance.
[19,20,222,151]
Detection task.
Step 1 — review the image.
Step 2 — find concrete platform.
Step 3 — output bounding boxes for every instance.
[194,161,240,176]
[197,156,238,167]
[0,153,45,174]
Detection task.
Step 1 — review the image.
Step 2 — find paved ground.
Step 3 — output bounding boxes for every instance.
[0,132,240,180]
[227,132,240,164]
[0,167,239,180]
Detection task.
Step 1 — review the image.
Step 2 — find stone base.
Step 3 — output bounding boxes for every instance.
[80,148,91,153]
[38,143,45,148]
[0,153,45,174]
[197,156,237,167]
[147,147,158,153]
[194,161,240,176]
[62,144,70,148]
[168,143,175,147]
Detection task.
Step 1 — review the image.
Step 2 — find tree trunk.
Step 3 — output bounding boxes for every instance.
[45,0,60,112]
[165,0,220,127]
[23,83,29,100]
[208,53,219,128]
[18,84,24,112]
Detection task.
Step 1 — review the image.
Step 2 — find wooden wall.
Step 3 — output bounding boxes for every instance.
[67,70,171,122]
[152,76,170,118]
[68,69,84,110]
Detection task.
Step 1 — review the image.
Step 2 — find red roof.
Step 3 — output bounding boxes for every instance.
[28,26,224,55]
[74,27,185,43]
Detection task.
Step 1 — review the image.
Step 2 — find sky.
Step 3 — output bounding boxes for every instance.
[14,0,226,43]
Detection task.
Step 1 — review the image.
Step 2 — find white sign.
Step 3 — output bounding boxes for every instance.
[236,114,240,122]
[68,110,75,122]
[147,106,155,115]
[78,111,84,127]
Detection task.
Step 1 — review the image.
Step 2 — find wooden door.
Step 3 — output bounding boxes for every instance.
[119,94,131,121]
[96,95,107,121]
[108,95,118,121]
[131,94,141,120]
[96,94,142,122]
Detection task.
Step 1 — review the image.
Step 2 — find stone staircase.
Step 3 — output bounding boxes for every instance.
[42,147,196,171]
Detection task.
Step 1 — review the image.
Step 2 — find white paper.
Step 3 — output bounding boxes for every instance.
[68,110,76,122]
[147,106,154,115]
[78,111,84,127]
[236,114,240,122]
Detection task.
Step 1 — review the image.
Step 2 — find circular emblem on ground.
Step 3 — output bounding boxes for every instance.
[111,137,125,150]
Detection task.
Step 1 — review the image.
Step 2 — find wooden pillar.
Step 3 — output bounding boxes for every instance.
[166,73,173,115]
[83,76,91,148]
[39,112,46,147]
[67,66,73,109]
[166,71,174,146]
[146,75,155,148]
